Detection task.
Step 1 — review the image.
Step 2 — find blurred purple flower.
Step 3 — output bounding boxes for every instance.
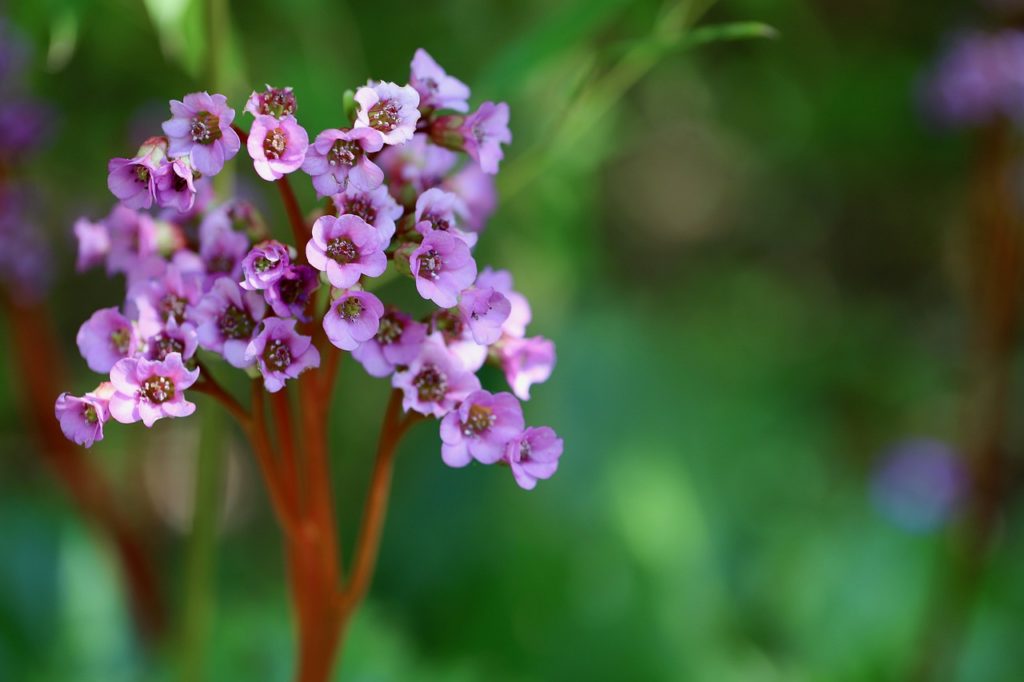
[870,438,967,532]
[926,30,1024,127]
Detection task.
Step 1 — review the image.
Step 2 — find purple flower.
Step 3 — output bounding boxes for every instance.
[458,286,511,345]
[499,336,555,400]
[410,230,477,308]
[333,184,403,247]
[108,352,199,427]
[106,206,159,275]
[74,217,110,272]
[871,438,967,532]
[54,383,115,448]
[506,426,563,490]
[247,114,309,181]
[443,162,497,232]
[410,48,470,113]
[132,264,204,338]
[141,318,198,362]
[240,240,291,291]
[439,390,524,467]
[477,267,530,338]
[190,277,266,367]
[245,317,320,393]
[414,188,476,247]
[323,290,384,351]
[265,264,320,319]
[76,307,138,373]
[925,30,1024,127]
[376,133,457,197]
[244,85,297,118]
[303,127,384,196]
[154,157,197,213]
[107,153,159,209]
[430,308,487,372]
[162,92,241,176]
[354,82,420,146]
[199,211,250,284]
[351,308,428,377]
[306,214,386,288]
[392,335,480,417]
[461,101,511,174]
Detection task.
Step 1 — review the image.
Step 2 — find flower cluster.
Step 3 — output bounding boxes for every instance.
[58,50,563,489]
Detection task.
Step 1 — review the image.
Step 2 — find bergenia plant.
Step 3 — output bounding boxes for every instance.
[57,50,562,679]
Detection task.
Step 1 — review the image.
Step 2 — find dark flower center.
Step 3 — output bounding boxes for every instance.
[208,254,235,274]
[171,169,189,192]
[134,165,151,184]
[254,256,275,272]
[423,211,450,232]
[342,195,377,224]
[259,89,296,117]
[263,128,287,160]
[110,328,132,354]
[326,237,358,263]
[339,296,364,321]
[462,404,495,436]
[276,276,309,307]
[191,111,222,145]
[417,249,442,280]
[368,99,400,132]
[375,313,402,345]
[149,333,184,361]
[142,375,175,403]
[433,310,464,343]
[263,339,292,372]
[219,304,255,340]
[84,404,98,424]
[160,294,188,324]
[328,139,360,168]
[413,364,447,403]
[518,439,533,461]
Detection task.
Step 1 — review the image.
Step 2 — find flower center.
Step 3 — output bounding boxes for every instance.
[277,276,308,306]
[462,404,495,437]
[263,128,287,160]
[328,139,360,167]
[259,89,296,117]
[84,404,98,424]
[413,364,447,403]
[142,375,175,403]
[171,170,190,192]
[518,439,532,462]
[160,294,188,324]
[417,249,442,280]
[208,254,234,274]
[110,328,132,354]
[433,310,464,342]
[339,296,364,321]
[368,99,400,132]
[263,339,292,372]
[149,333,184,361]
[375,313,402,345]
[134,165,151,184]
[326,237,358,263]
[342,195,377,224]
[423,211,450,232]
[254,256,274,272]
[190,111,222,145]
[219,304,255,340]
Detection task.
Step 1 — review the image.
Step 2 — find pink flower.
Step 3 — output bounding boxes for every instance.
[476,267,530,338]
[54,383,115,448]
[265,264,320,320]
[190,277,266,367]
[354,82,420,146]
[323,290,384,351]
[240,240,291,291]
[332,184,403,247]
[410,230,477,308]
[410,48,470,113]
[244,85,297,118]
[77,307,136,373]
[303,127,384,196]
[73,217,110,273]
[162,92,241,176]
[499,336,555,400]
[376,133,457,197]
[351,308,428,377]
[306,214,386,288]
[108,352,199,427]
[199,210,250,284]
[141,318,198,362]
[458,286,510,345]
[430,308,486,372]
[153,157,197,213]
[247,114,309,181]
[461,101,511,174]
[506,426,563,490]
[392,335,480,417]
[107,154,159,209]
[413,187,476,247]
[132,264,204,338]
[443,162,497,232]
[245,317,320,393]
[439,390,524,467]
[106,206,159,275]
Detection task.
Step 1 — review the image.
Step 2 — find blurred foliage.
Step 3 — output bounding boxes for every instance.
[2,0,1024,681]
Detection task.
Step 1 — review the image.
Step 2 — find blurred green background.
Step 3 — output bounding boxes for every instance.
[2,0,1023,680]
